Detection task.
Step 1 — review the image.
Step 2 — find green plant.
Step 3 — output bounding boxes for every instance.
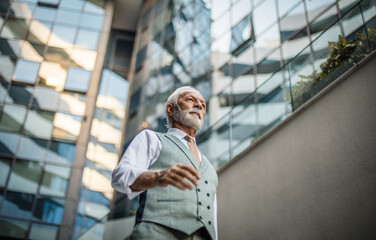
[290,28,375,109]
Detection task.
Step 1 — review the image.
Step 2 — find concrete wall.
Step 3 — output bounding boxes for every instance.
[217,54,376,240]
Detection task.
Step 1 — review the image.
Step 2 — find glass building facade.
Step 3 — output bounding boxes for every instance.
[125,0,376,170]
[0,0,133,239]
[0,0,375,239]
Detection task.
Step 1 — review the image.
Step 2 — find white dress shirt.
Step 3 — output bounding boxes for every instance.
[112,128,218,238]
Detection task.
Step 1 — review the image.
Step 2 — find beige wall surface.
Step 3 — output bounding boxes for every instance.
[217,54,376,240]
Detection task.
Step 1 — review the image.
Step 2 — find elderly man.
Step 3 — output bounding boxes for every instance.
[112,86,218,240]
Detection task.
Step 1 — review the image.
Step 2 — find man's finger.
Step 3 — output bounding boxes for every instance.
[170,173,193,190]
[173,167,199,186]
[165,177,187,190]
[177,164,201,179]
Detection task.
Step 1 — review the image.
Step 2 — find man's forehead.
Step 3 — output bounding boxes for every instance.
[178,90,204,99]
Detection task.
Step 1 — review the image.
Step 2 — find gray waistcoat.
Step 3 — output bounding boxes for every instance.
[135,132,218,240]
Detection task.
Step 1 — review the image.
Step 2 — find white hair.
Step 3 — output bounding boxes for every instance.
[165,86,201,128]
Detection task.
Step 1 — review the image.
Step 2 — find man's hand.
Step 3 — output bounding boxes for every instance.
[130,164,201,192]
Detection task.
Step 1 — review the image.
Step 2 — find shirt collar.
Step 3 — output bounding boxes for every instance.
[167,128,195,142]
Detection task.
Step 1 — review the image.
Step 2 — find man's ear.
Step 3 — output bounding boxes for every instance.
[166,104,174,117]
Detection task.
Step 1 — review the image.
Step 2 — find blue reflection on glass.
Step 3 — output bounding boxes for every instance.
[0,131,19,156]
[12,59,40,83]
[33,196,64,224]
[33,6,57,22]
[75,29,100,50]
[47,140,75,164]
[64,67,91,92]
[80,13,104,29]
[1,191,34,219]
[98,69,129,107]
[80,188,109,205]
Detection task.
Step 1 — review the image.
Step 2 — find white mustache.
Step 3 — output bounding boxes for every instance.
[187,108,203,119]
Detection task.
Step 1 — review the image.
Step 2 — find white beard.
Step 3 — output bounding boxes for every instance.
[173,106,204,131]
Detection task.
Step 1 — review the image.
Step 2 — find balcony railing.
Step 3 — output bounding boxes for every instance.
[197,0,376,170]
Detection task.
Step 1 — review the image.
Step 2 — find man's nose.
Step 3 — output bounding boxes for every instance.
[194,101,203,109]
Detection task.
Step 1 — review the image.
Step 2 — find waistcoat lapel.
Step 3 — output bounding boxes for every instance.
[164,134,200,170]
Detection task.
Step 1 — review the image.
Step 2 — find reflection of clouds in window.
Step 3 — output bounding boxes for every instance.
[39,61,67,91]
[0,104,27,133]
[49,24,77,48]
[58,92,86,116]
[253,0,277,36]
[52,112,82,141]
[46,140,75,164]
[0,56,15,82]
[0,132,19,156]
[230,14,253,53]
[40,164,71,197]
[24,110,54,139]
[86,140,118,171]
[1,191,34,219]
[16,136,48,161]
[97,69,129,108]
[10,2,35,18]
[7,160,42,194]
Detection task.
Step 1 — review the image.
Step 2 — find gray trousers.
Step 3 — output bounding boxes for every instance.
[129,221,211,240]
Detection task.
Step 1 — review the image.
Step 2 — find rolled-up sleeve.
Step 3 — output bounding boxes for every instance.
[111,129,161,199]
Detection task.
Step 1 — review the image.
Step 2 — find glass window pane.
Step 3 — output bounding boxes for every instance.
[7,160,42,193]
[80,13,104,29]
[48,24,77,48]
[38,61,68,91]
[24,110,54,139]
[58,92,86,116]
[52,112,82,141]
[0,55,16,82]
[60,0,84,11]
[0,104,27,133]
[306,0,336,22]
[33,196,64,224]
[97,69,129,108]
[83,0,105,14]
[64,67,91,92]
[29,223,58,240]
[40,165,70,197]
[254,0,277,36]
[75,29,99,50]
[0,81,8,104]
[0,132,19,156]
[9,2,35,19]
[0,158,11,187]
[277,0,301,18]
[70,48,97,70]
[32,86,60,111]
[6,83,33,105]
[20,41,45,62]
[16,136,48,161]
[0,38,24,57]
[45,46,73,66]
[0,18,30,39]
[27,20,52,44]
[0,191,34,219]
[0,217,28,239]
[56,9,80,25]
[12,59,40,83]
[46,140,75,164]
[33,6,56,22]
[280,3,306,42]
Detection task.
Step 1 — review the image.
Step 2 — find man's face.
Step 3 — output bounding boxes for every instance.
[173,91,206,131]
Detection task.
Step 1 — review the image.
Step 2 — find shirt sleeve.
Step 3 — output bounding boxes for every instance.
[111,129,161,199]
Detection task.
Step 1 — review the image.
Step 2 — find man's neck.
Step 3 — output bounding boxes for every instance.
[172,122,196,137]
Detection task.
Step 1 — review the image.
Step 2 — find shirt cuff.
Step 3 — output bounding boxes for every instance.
[125,168,148,199]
